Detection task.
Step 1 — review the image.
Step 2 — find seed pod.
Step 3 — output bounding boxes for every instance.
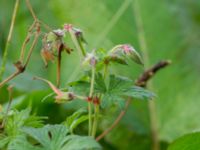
[55,92,75,103]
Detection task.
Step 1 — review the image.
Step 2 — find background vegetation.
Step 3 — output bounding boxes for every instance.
[0,0,200,149]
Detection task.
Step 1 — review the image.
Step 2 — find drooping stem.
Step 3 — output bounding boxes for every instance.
[133,1,159,149]
[88,67,95,136]
[0,0,20,80]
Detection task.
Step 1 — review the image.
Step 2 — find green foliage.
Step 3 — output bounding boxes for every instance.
[8,125,101,150]
[1,0,199,149]
[97,74,154,109]
[168,132,200,150]
[0,108,45,149]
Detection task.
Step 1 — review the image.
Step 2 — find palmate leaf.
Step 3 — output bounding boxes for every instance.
[101,75,154,109]
[23,125,68,150]
[9,125,101,150]
[123,86,155,100]
[61,135,101,150]
[0,108,45,149]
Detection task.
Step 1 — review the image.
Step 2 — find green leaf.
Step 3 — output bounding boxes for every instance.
[95,73,107,93]
[61,135,102,150]
[22,125,69,150]
[101,94,125,110]
[123,86,155,100]
[108,75,133,94]
[8,135,42,150]
[168,132,200,150]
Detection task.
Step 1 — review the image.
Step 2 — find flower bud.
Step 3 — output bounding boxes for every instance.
[109,44,143,65]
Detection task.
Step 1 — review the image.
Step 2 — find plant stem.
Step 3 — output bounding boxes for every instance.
[25,0,38,21]
[20,21,36,62]
[92,64,109,137]
[92,104,99,137]
[0,0,19,80]
[133,1,160,150]
[0,71,20,88]
[88,67,95,136]
[56,47,62,87]
[96,98,131,141]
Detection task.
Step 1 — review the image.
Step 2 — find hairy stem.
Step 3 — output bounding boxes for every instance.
[92,104,99,137]
[88,67,95,136]
[133,1,160,150]
[0,0,19,80]
[92,64,109,137]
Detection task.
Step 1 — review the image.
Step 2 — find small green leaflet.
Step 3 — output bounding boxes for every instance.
[64,109,88,133]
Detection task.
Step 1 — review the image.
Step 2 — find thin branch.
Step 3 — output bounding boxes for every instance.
[96,97,131,141]
[25,0,38,21]
[0,71,20,88]
[96,60,171,141]
[20,21,36,62]
[23,24,40,67]
[0,24,40,89]
[0,0,20,80]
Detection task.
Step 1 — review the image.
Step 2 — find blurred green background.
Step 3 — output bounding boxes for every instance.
[0,0,200,150]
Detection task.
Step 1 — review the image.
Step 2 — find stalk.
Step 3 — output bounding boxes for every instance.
[0,0,20,80]
[92,64,108,137]
[88,67,95,135]
[92,104,99,137]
